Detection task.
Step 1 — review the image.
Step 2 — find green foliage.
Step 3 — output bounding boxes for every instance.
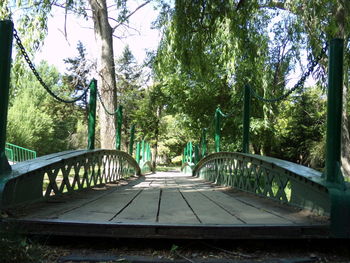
[157,115,189,164]
[63,41,92,120]
[0,232,44,263]
[275,87,326,168]
[7,61,83,155]
[151,0,350,167]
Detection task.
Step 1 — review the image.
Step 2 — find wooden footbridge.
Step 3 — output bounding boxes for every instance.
[0,151,329,239]
[0,21,349,239]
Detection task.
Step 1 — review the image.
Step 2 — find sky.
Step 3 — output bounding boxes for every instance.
[29,2,316,89]
[35,1,162,74]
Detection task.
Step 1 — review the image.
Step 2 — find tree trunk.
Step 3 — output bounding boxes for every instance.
[89,0,117,149]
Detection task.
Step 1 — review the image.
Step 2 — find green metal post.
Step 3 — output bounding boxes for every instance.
[188,142,193,163]
[115,105,123,150]
[144,142,148,162]
[129,124,135,156]
[136,142,141,163]
[215,108,221,152]
[194,145,200,164]
[242,84,251,153]
[201,128,207,157]
[182,147,186,165]
[147,143,151,161]
[87,79,97,150]
[141,140,145,162]
[325,39,344,185]
[0,20,14,174]
[324,38,350,238]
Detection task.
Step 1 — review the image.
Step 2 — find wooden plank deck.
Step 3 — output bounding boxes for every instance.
[2,171,330,239]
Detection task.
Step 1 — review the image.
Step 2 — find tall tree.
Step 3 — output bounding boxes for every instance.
[63,41,92,121]
[154,0,350,170]
[1,0,153,149]
[115,45,143,150]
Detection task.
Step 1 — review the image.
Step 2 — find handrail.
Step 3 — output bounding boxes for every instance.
[4,148,13,162]
[193,152,331,215]
[0,149,141,208]
[5,142,37,163]
[140,160,154,174]
[181,161,195,174]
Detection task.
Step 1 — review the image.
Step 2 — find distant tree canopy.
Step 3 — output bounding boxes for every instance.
[152,0,350,168]
[2,0,350,170]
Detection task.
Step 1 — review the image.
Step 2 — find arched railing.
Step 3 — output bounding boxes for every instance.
[193,152,330,215]
[0,149,141,208]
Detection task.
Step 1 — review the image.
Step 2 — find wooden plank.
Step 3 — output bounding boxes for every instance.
[110,189,160,223]
[177,175,300,224]
[179,187,244,225]
[20,186,117,219]
[197,189,292,224]
[58,188,142,222]
[19,177,142,220]
[158,188,199,224]
[185,175,325,225]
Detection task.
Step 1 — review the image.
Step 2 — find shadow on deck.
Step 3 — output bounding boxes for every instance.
[1,171,330,239]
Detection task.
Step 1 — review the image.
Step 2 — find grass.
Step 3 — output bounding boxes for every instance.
[0,231,45,263]
[156,166,180,172]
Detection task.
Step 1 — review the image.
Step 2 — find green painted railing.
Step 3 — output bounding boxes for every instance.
[135,140,154,174]
[193,152,330,215]
[5,142,36,163]
[0,149,141,208]
[4,148,13,162]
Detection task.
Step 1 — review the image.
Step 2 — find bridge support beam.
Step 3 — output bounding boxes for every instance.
[88,79,97,150]
[325,38,350,238]
[242,84,251,153]
[0,20,14,174]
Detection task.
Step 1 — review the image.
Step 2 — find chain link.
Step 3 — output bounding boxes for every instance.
[96,89,118,116]
[216,108,234,118]
[13,29,89,104]
[249,42,329,103]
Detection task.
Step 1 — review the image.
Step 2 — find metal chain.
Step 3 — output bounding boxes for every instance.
[216,108,233,118]
[249,42,329,103]
[96,89,118,116]
[13,29,89,104]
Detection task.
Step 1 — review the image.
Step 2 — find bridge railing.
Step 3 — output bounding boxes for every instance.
[5,142,37,163]
[135,140,154,174]
[0,149,141,208]
[193,152,330,215]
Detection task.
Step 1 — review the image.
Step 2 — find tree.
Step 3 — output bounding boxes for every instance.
[63,41,92,121]
[133,83,168,168]
[7,61,81,155]
[1,0,154,150]
[115,45,143,150]
[153,0,350,170]
[275,87,326,167]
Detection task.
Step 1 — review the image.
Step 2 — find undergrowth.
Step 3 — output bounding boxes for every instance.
[0,230,44,263]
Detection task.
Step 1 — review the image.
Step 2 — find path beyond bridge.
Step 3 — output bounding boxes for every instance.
[3,171,329,239]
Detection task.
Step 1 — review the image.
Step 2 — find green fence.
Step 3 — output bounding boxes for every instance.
[5,142,37,163]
